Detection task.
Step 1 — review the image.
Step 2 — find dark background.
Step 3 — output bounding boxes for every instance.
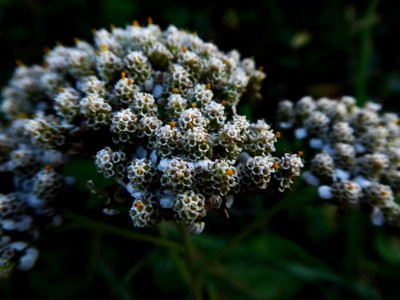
[2,0,400,116]
[1,0,400,299]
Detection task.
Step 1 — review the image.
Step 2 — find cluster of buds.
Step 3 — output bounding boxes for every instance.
[0,21,303,239]
[277,96,400,227]
[0,125,69,277]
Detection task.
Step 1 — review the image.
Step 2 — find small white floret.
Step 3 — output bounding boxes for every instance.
[302,171,320,186]
[150,150,158,166]
[126,183,142,198]
[354,176,371,188]
[238,152,251,164]
[2,219,17,231]
[318,185,333,200]
[225,194,234,208]
[18,247,39,271]
[322,144,334,156]
[186,222,205,235]
[371,207,385,226]
[144,78,154,92]
[152,84,163,98]
[309,138,324,149]
[160,196,174,208]
[194,159,211,169]
[335,168,350,181]
[279,122,293,129]
[26,194,44,208]
[354,143,366,154]
[103,208,120,216]
[16,216,33,232]
[9,241,28,251]
[294,128,307,139]
[157,158,171,171]
[365,101,382,112]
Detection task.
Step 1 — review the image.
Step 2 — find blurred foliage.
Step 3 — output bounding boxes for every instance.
[1,0,400,299]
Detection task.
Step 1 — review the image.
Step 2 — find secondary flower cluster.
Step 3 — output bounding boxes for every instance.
[1,21,303,240]
[277,96,400,227]
[0,123,69,277]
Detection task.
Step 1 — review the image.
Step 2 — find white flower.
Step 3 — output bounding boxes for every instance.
[157,158,171,171]
[334,168,350,181]
[294,128,307,139]
[18,247,39,271]
[318,186,333,200]
[1,219,17,230]
[370,207,385,226]
[302,171,320,186]
[353,175,371,188]
[309,138,324,149]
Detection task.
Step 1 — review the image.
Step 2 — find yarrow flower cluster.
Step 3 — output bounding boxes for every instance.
[0,21,305,278]
[0,124,69,277]
[0,20,303,248]
[277,96,400,227]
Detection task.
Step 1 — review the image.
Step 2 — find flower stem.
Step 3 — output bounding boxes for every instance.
[63,210,183,252]
[178,223,203,300]
[210,196,292,264]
